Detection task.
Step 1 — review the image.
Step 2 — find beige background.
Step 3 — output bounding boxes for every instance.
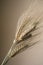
[0,0,43,65]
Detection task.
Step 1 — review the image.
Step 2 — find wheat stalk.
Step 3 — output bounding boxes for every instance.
[1,1,43,65]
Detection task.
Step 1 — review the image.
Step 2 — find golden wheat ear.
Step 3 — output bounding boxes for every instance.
[1,18,43,65]
[1,1,43,65]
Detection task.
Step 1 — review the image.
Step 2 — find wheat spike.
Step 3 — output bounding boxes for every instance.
[1,0,43,65]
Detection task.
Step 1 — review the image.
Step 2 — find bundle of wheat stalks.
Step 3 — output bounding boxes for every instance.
[1,0,43,65]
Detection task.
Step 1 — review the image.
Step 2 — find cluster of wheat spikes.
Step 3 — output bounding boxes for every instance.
[1,0,43,65]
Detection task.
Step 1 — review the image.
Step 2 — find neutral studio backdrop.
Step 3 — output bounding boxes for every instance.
[0,0,43,65]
